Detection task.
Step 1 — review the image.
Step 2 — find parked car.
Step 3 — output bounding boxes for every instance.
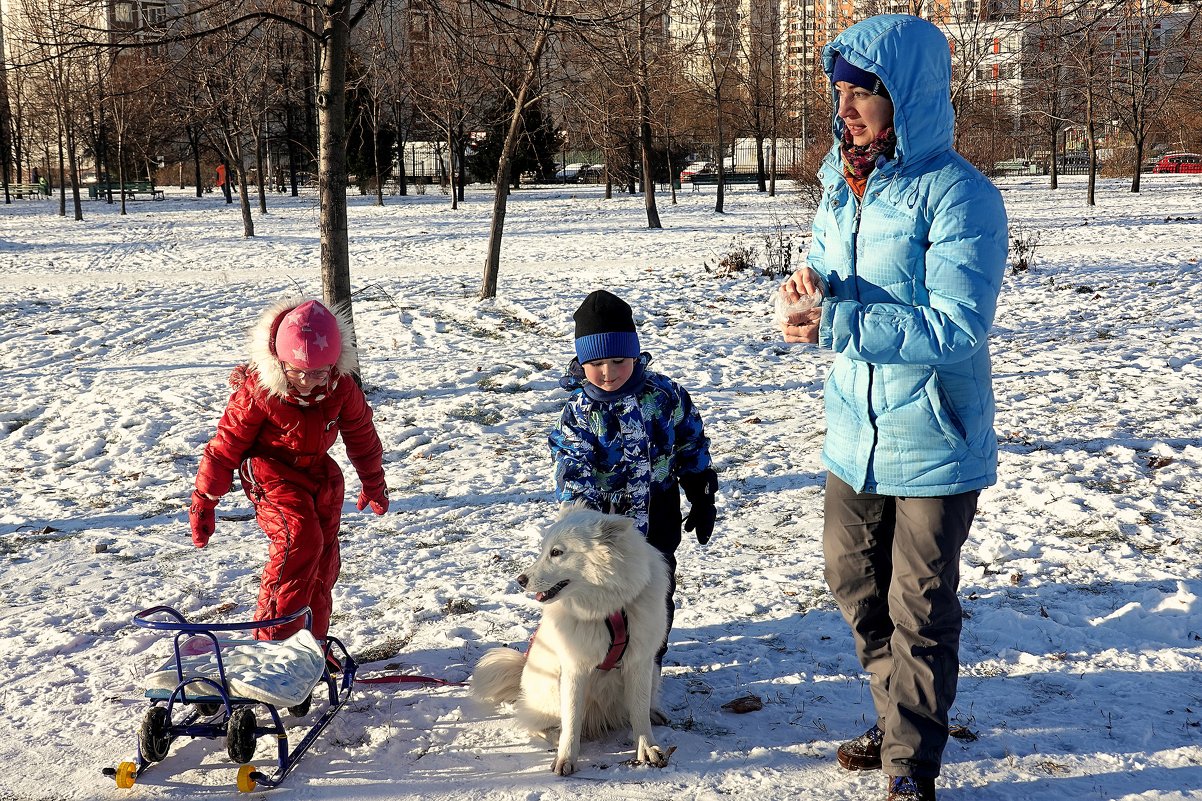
[679,161,716,182]
[576,164,605,183]
[554,163,590,182]
[1152,153,1202,174]
[992,159,1040,177]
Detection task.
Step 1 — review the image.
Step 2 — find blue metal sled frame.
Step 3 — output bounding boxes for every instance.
[104,604,357,792]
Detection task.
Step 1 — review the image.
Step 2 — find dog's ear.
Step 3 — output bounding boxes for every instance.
[594,514,633,545]
[557,500,590,521]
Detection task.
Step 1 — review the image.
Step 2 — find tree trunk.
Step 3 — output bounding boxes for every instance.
[223,133,256,236]
[117,139,127,215]
[372,124,384,206]
[222,156,233,203]
[255,129,268,214]
[755,133,766,192]
[316,2,356,341]
[480,2,555,300]
[636,0,661,229]
[1131,135,1143,193]
[638,112,660,228]
[1048,122,1058,191]
[715,93,726,214]
[190,128,203,197]
[57,125,66,217]
[237,163,255,235]
[1085,84,1096,207]
[66,124,82,221]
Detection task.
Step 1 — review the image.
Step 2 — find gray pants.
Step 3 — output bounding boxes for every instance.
[823,474,978,779]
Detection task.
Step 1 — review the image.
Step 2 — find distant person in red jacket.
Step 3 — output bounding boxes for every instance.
[188,298,389,641]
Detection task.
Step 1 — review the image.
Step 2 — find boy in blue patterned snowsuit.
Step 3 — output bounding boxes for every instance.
[549,290,717,665]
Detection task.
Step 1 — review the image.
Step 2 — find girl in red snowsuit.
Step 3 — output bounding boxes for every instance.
[188,298,388,641]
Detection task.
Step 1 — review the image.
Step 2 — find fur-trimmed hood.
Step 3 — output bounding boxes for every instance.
[247,297,358,399]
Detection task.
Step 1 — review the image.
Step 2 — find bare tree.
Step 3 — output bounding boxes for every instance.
[680,0,742,213]
[736,0,780,192]
[412,0,486,208]
[1022,14,1074,190]
[15,0,90,219]
[1102,2,1201,192]
[1063,7,1107,206]
[479,0,559,299]
[353,4,408,205]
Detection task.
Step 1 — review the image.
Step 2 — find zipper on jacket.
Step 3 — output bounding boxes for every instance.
[848,174,875,491]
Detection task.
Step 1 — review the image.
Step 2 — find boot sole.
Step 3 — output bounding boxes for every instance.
[836,750,883,771]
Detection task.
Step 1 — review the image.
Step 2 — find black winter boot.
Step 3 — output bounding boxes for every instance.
[886,775,936,801]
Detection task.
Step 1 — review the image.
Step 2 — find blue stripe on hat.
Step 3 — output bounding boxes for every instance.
[575,331,640,364]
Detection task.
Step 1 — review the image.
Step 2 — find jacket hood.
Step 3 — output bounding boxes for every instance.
[248,297,358,399]
[559,352,652,393]
[823,14,954,166]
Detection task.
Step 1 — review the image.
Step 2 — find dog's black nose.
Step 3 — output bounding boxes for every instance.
[516,573,528,588]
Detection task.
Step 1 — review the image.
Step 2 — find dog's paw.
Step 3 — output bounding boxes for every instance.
[636,737,671,768]
[551,754,577,776]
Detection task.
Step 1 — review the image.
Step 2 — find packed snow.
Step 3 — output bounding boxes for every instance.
[0,174,1200,801]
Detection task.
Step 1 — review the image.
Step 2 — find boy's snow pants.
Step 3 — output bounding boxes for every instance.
[240,454,344,641]
[822,474,978,779]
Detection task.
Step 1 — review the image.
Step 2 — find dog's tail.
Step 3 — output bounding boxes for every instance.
[470,646,525,706]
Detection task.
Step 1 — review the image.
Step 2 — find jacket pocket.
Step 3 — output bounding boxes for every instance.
[925,372,967,449]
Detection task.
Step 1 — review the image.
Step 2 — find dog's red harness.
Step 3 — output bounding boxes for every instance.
[528,609,629,671]
[597,610,629,671]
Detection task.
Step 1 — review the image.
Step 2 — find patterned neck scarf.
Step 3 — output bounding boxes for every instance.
[581,360,647,403]
[840,126,897,181]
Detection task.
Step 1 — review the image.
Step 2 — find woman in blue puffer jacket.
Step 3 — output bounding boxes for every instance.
[778,14,1007,801]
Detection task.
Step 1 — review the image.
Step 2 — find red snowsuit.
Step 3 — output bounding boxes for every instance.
[194,305,385,641]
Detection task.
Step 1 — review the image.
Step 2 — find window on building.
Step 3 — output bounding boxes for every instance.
[114,1,135,23]
[409,7,431,44]
[143,3,167,28]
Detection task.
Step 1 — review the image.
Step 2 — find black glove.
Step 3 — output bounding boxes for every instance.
[680,468,718,545]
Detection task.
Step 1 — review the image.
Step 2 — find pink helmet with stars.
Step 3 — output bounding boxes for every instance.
[272,300,342,369]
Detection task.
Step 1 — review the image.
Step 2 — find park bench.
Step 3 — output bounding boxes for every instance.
[87,181,165,201]
[5,183,47,199]
[690,173,763,191]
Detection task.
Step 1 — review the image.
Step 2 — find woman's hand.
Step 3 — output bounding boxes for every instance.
[782,267,823,301]
[779,269,824,344]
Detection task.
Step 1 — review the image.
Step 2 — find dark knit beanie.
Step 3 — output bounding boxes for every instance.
[832,53,889,99]
[573,290,640,364]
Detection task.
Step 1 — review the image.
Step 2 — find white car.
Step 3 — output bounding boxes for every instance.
[555,163,590,182]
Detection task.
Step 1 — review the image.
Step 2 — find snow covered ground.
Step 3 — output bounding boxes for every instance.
[1,175,1200,801]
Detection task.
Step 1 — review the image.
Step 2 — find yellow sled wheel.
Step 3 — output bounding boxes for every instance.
[236,764,258,793]
[114,761,137,789]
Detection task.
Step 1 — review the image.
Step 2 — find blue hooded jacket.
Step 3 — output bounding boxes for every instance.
[810,15,1009,496]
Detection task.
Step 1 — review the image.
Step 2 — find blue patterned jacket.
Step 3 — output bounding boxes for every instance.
[549,355,712,537]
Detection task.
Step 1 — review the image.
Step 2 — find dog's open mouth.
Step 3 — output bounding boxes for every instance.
[534,580,569,602]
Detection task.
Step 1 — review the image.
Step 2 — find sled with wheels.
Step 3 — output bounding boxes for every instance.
[104,604,356,793]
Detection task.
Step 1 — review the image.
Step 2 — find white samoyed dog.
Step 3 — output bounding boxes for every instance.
[471,504,671,776]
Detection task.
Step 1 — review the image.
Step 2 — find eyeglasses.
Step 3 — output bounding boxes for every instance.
[283,365,332,381]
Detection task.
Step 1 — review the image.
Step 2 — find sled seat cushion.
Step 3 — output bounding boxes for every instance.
[144,628,325,708]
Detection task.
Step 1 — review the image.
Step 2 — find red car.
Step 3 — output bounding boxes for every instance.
[1153,153,1202,174]
[679,161,716,182]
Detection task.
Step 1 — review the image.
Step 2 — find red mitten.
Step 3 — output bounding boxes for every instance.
[188,490,219,548]
[356,478,389,515]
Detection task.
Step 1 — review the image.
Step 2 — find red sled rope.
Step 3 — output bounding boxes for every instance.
[355,673,465,687]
